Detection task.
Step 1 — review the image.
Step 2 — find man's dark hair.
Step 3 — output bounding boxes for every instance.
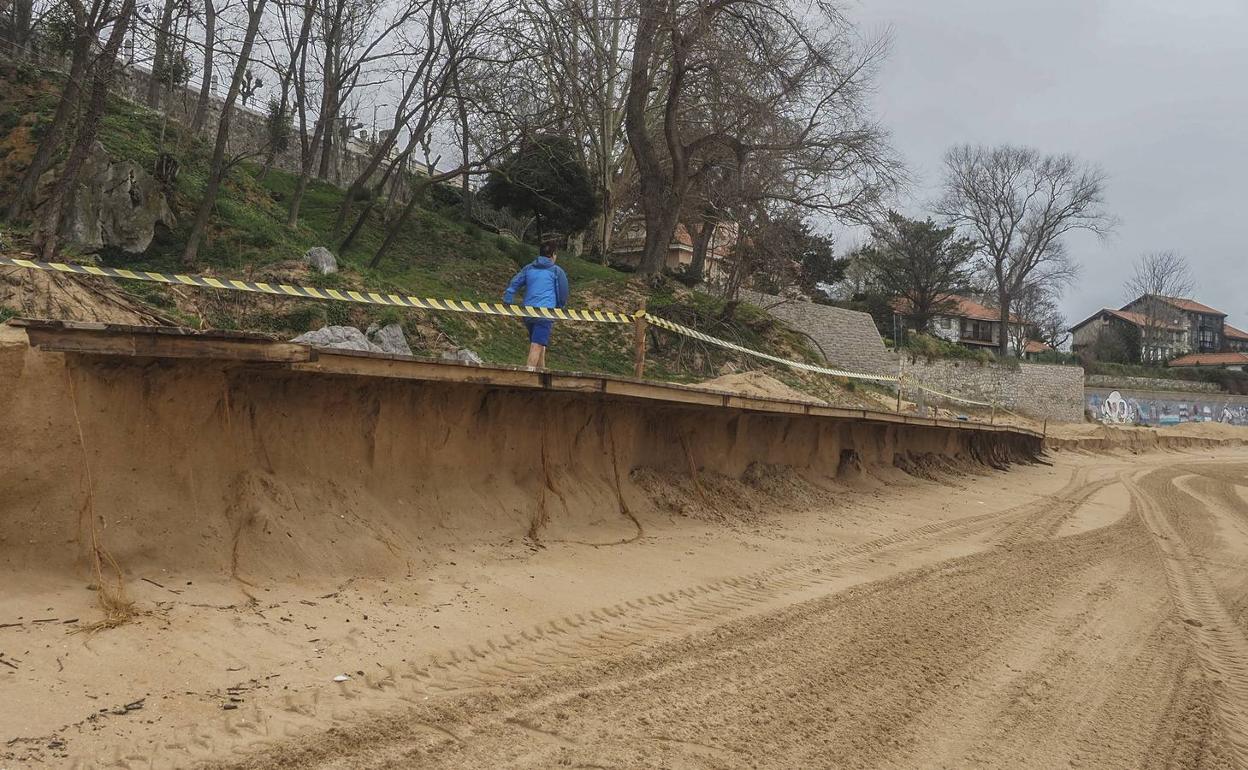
[540,240,559,258]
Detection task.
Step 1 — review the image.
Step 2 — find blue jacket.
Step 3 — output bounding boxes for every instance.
[503,256,569,309]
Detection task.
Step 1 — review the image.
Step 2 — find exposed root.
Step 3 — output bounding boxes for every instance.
[66,364,135,631]
[680,434,710,505]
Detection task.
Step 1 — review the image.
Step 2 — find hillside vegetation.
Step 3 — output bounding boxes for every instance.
[0,62,851,393]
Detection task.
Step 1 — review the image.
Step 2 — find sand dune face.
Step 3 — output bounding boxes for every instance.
[0,329,1035,582]
[4,328,1247,768]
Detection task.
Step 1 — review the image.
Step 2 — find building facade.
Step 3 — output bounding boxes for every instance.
[1072,295,1245,364]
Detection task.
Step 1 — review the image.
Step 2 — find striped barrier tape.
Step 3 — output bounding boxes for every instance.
[4,254,1006,408]
[0,255,633,324]
[643,313,901,384]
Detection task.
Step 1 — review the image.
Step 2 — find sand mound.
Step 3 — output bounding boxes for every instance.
[1045,420,1248,452]
[700,370,824,403]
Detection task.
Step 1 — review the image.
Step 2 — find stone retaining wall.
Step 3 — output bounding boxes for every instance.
[737,290,894,376]
[903,357,1085,423]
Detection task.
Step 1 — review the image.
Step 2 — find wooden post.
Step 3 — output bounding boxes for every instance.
[1042,418,1048,438]
[632,305,648,379]
[895,356,904,412]
[990,404,996,425]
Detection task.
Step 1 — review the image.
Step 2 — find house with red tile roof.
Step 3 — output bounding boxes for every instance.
[1168,352,1248,371]
[893,294,1040,355]
[1121,294,1228,354]
[1224,324,1248,353]
[1071,293,1247,365]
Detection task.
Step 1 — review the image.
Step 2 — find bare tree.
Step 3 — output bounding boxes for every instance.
[938,144,1115,356]
[515,0,635,259]
[190,0,218,134]
[1124,251,1193,362]
[1007,280,1063,354]
[7,0,111,221]
[332,0,486,242]
[623,0,895,275]
[285,0,407,227]
[182,0,269,263]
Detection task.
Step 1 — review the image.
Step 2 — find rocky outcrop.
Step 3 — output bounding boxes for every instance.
[291,326,381,352]
[304,247,338,274]
[441,348,483,365]
[366,322,412,356]
[292,323,414,356]
[43,142,175,253]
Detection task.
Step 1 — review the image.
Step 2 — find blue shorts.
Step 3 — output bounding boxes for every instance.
[524,318,553,347]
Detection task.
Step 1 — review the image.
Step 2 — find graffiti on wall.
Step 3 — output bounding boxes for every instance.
[1086,389,1248,426]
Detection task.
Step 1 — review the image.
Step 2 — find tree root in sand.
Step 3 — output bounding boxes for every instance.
[66,365,135,632]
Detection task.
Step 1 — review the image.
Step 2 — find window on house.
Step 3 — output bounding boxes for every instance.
[940,317,951,330]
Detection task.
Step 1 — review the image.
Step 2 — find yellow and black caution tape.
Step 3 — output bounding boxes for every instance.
[643,313,901,384]
[3,254,1008,408]
[0,255,633,324]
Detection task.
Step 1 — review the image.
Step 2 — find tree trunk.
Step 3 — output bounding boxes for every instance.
[4,0,33,51]
[287,114,330,228]
[36,0,136,257]
[370,179,438,269]
[146,0,176,107]
[182,0,267,264]
[687,219,713,284]
[997,287,1011,357]
[452,68,471,219]
[190,0,217,134]
[7,40,90,221]
[260,0,316,181]
[338,132,425,253]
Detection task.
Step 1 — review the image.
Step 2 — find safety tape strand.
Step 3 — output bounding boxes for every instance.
[0,255,633,324]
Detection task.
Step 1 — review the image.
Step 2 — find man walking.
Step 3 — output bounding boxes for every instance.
[503,241,569,370]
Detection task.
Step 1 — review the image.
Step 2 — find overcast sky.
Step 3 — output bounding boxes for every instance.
[843,0,1246,329]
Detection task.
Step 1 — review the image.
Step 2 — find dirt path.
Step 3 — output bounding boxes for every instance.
[5,450,1247,768]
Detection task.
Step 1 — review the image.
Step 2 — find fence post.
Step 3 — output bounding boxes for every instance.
[990,403,996,425]
[633,304,648,379]
[895,355,904,412]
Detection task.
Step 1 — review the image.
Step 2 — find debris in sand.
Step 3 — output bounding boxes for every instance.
[333,674,351,682]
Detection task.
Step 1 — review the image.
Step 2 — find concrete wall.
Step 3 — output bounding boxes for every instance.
[737,290,895,376]
[1086,387,1248,426]
[902,357,1086,423]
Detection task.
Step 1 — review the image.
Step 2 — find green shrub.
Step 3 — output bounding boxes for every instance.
[903,333,994,364]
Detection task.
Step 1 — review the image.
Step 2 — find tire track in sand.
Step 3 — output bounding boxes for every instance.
[82,470,1106,768]
[1128,468,1248,767]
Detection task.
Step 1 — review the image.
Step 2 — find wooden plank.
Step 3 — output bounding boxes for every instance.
[26,328,313,363]
[602,379,724,407]
[296,354,543,389]
[16,318,1043,440]
[722,395,810,415]
[9,317,276,340]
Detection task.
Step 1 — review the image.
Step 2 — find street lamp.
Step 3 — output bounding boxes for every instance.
[371,103,390,143]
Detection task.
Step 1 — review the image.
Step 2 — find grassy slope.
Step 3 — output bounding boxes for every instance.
[0,60,843,388]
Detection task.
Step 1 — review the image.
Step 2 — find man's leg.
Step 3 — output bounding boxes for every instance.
[526,343,543,368]
[538,345,547,369]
